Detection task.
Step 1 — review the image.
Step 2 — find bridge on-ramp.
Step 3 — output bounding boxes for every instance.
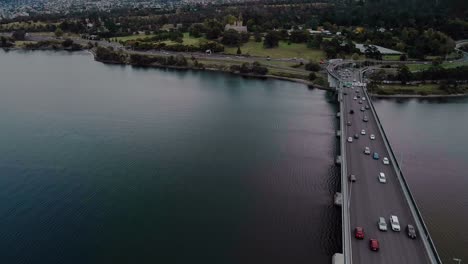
[328,60,442,264]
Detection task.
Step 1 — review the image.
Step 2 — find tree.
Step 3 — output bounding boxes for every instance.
[222,29,240,46]
[364,45,382,60]
[204,19,223,40]
[263,31,279,48]
[189,24,205,38]
[305,61,320,71]
[397,65,413,84]
[237,47,242,55]
[308,72,317,81]
[254,31,262,42]
[289,30,308,43]
[62,38,74,47]
[399,54,408,61]
[55,28,63,38]
[12,30,26,41]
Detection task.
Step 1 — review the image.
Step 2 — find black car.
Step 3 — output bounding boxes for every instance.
[350,109,354,114]
[354,134,359,139]
[407,224,417,239]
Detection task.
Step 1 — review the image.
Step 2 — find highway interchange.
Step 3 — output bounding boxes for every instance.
[340,69,432,264]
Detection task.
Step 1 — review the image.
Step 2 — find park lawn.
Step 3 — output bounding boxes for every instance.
[161,33,206,46]
[224,40,325,61]
[376,84,448,95]
[115,34,157,42]
[383,54,401,61]
[407,61,468,72]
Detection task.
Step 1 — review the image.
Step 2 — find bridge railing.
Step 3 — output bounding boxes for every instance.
[327,63,352,264]
[362,81,442,264]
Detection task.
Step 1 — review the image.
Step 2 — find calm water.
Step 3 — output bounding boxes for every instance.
[373,97,468,263]
[0,50,340,263]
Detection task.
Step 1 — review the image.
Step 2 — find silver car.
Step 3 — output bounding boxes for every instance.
[378,217,388,231]
[364,147,370,155]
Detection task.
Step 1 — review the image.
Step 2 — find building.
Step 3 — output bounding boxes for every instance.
[224,13,247,33]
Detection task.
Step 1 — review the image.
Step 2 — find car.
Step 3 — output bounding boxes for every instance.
[364,147,370,155]
[407,224,417,239]
[378,217,388,231]
[355,227,364,239]
[373,152,379,160]
[350,109,354,114]
[378,172,386,183]
[358,100,363,104]
[354,134,359,139]
[370,134,375,140]
[349,174,356,182]
[390,215,401,231]
[360,107,365,112]
[362,97,366,101]
[383,157,390,165]
[361,129,366,135]
[365,105,370,110]
[343,92,348,95]
[369,239,379,251]
[363,116,368,122]
[347,121,352,126]
[347,137,353,143]
[353,96,357,100]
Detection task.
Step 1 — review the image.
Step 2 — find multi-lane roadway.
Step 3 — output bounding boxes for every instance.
[341,70,432,264]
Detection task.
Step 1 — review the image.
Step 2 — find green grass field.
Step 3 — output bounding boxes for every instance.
[407,61,468,72]
[115,34,157,42]
[375,84,446,95]
[116,33,206,45]
[383,54,401,61]
[224,40,325,61]
[375,83,467,95]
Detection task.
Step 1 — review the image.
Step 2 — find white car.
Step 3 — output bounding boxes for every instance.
[390,215,401,232]
[361,129,366,135]
[362,97,366,101]
[347,137,353,143]
[378,217,388,231]
[364,147,370,155]
[370,134,375,140]
[383,157,390,165]
[353,96,357,100]
[378,172,386,183]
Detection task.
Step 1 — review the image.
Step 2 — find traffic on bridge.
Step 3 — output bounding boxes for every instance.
[328,61,442,264]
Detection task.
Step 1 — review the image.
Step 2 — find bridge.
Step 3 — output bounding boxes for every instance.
[327,60,442,264]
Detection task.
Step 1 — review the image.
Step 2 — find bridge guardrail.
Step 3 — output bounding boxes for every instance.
[363,80,442,264]
[327,63,352,264]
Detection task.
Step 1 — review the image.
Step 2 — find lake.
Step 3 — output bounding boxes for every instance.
[0,50,340,263]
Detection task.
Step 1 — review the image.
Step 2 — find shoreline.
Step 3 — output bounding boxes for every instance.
[369,93,468,98]
[88,49,331,91]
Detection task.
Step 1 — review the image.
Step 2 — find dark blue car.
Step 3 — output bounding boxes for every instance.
[373,152,379,160]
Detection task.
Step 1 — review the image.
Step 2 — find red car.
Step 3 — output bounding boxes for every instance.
[369,239,379,251]
[355,227,364,239]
